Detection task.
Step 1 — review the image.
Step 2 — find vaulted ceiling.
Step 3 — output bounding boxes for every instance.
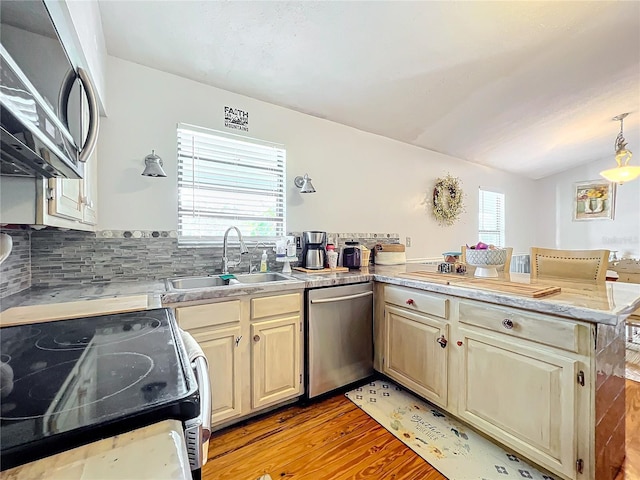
[98,1,640,179]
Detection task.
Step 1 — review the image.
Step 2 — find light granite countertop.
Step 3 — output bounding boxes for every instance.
[0,280,167,313]
[2,264,640,325]
[372,264,640,326]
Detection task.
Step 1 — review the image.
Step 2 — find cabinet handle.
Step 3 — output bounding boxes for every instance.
[253,335,260,342]
[406,299,415,305]
[437,335,448,348]
[502,319,514,329]
[235,336,242,347]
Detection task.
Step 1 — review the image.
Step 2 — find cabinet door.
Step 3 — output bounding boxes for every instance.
[48,177,83,220]
[192,325,243,426]
[251,315,301,409]
[383,305,448,408]
[457,328,579,479]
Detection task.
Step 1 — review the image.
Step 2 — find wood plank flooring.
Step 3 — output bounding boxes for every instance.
[203,394,444,480]
[615,380,640,480]
[204,381,640,480]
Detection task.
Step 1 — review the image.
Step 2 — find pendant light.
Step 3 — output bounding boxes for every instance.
[600,113,640,184]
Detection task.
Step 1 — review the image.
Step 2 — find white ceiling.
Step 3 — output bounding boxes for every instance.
[98,1,640,179]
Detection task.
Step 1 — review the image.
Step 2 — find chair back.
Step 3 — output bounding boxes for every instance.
[530,247,610,281]
[461,246,513,272]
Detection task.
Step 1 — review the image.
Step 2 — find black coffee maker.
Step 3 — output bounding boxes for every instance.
[301,231,326,270]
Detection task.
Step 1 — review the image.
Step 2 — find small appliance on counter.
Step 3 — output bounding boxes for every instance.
[301,231,326,270]
[342,241,362,269]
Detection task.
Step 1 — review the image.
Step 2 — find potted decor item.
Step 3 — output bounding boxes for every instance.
[465,246,507,278]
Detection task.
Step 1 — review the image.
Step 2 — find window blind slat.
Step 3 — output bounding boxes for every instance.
[177,123,286,243]
[478,189,505,247]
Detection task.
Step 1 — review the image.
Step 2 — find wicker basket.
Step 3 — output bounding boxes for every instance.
[360,246,371,266]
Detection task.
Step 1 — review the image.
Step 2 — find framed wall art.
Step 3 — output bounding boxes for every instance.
[573,180,616,221]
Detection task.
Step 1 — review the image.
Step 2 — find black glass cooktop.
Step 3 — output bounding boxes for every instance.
[0,308,198,470]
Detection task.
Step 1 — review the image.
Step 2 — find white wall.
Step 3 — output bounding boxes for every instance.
[535,156,640,258]
[98,56,538,258]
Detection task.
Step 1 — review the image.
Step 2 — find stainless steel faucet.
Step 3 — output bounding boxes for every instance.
[222,226,249,274]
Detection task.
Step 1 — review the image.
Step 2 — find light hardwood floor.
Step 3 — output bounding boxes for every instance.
[204,381,640,480]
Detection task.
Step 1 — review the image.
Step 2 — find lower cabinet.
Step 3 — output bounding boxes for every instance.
[175,290,303,430]
[457,328,580,479]
[251,315,301,409]
[377,285,593,480]
[384,305,448,408]
[191,325,243,425]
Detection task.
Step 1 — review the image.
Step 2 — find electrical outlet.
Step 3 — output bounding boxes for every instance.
[406,236,412,247]
[295,236,301,248]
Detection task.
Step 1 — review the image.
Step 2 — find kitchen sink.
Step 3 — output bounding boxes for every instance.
[167,276,230,290]
[166,272,296,291]
[233,273,293,283]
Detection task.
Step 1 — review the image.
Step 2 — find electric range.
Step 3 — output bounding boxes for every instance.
[0,308,199,471]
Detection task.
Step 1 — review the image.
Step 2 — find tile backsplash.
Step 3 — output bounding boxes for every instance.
[22,230,401,289]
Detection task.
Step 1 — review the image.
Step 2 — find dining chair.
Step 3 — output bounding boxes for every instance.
[529,247,610,282]
[460,246,513,272]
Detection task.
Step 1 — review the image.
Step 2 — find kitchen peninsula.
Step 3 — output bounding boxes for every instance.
[1,264,639,480]
[371,264,638,480]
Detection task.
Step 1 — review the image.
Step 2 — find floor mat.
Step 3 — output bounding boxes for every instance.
[345,380,557,480]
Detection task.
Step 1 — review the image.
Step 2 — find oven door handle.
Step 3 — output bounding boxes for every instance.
[192,356,211,443]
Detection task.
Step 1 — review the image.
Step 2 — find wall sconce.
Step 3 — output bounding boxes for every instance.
[141,150,167,177]
[600,113,640,184]
[294,173,316,193]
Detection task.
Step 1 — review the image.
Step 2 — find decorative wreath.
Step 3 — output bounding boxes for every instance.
[432,174,465,226]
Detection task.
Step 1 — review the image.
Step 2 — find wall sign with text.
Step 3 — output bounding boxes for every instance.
[224,106,249,132]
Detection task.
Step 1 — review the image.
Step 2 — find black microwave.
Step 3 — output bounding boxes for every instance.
[0,0,98,179]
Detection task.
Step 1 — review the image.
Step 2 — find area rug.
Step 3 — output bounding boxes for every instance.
[346,380,557,480]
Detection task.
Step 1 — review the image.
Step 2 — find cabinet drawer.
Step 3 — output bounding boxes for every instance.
[251,293,301,320]
[176,300,241,330]
[459,300,588,354]
[384,285,448,319]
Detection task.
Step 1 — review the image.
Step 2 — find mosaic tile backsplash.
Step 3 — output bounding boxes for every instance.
[27,230,401,288]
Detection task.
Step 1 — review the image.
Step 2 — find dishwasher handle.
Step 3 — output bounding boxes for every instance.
[310,290,373,304]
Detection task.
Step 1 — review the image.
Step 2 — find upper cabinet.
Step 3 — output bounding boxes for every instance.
[0,0,105,230]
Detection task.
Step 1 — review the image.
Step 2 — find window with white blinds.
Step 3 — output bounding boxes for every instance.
[177,123,286,245]
[478,189,505,247]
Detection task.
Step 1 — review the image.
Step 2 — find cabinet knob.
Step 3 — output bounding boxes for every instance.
[456,341,463,347]
[437,335,448,348]
[502,319,514,329]
[406,299,415,305]
[253,335,261,342]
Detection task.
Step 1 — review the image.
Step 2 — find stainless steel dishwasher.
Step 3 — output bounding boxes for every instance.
[306,282,374,399]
